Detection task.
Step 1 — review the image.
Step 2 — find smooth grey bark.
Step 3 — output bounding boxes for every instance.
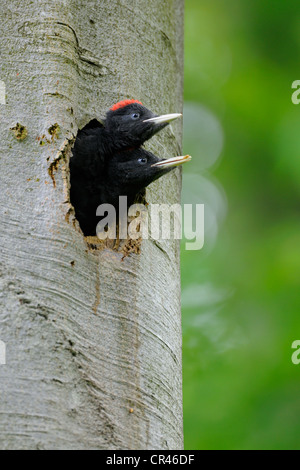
[0,0,184,450]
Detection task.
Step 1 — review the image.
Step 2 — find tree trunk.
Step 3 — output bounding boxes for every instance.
[0,0,184,450]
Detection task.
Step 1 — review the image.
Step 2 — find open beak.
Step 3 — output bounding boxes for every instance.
[143,113,182,125]
[152,154,192,169]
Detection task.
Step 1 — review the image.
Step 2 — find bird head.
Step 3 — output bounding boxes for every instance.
[104,99,182,149]
[107,148,191,200]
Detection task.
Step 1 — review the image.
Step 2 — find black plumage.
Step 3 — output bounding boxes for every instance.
[70,100,190,235]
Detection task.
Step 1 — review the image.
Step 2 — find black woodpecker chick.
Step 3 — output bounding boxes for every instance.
[70,99,191,235]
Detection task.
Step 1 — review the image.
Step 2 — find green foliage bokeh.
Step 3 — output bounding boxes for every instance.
[182,0,300,450]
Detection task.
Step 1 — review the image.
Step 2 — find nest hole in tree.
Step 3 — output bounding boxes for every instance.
[69,119,145,254]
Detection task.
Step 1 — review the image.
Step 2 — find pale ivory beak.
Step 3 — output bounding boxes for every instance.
[143,113,182,125]
[151,154,192,169]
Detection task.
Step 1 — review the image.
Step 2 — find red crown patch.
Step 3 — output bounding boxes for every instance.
[110,99,143,111]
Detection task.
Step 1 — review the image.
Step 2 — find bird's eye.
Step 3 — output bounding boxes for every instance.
[131,113,140,120]
[138,157,147,164]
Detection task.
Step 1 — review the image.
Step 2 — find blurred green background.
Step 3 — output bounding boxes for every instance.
[181,0,300,450]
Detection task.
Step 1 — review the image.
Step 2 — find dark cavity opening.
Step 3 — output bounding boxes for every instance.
[69,119,104,236]
[69,119,146,242]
